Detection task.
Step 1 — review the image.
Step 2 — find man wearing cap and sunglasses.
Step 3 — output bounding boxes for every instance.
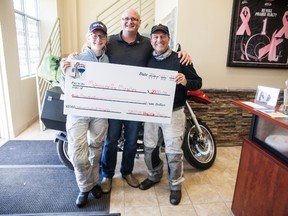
[138,24,202,205]
[61,21,109,208]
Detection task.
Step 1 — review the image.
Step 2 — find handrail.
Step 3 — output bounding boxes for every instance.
[96,0,155,35]
[36,18,61,131]
[98,0,138,22]
[37,18,61,69]
[96,0,121,20]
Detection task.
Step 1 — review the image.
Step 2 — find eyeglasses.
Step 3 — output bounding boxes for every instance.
[121,17,139,22]
[90,34,107,40]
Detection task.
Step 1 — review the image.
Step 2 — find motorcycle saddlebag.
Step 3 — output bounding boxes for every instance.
[41,86,67,131]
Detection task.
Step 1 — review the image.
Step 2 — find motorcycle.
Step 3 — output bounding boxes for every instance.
[183,90,216,169]
[41,87,216,171]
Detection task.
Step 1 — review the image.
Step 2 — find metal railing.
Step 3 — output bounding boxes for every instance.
[96,0,155,34]
[36,18,61,130]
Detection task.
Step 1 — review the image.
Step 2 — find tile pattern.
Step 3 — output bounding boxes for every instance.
[14,121,240,216]
[109,146,240,216]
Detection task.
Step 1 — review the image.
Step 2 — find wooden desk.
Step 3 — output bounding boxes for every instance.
[232,100,288,216]
[233,100,288,129]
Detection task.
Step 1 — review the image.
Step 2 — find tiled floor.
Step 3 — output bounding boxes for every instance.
[7,121,241,216]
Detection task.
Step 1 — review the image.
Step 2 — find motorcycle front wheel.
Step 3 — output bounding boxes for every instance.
[56,140,74,170]
[183,118,216,170]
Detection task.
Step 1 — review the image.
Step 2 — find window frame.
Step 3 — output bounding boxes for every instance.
[14,0,40,78]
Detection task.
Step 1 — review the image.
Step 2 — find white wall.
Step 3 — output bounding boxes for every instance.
[176,0,287,89]
[39,0,58,51]
[155,0,177,22]
[58,0,118,56]
[0,0,37,137]
[0,0,58,138]
[57,0,79,56]
[155,0,287,89]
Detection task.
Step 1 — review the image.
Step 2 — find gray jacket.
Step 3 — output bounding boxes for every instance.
[61,48,109,91]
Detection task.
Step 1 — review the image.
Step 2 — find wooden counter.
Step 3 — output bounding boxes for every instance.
[232,100,288,216]
[232,100,288,129]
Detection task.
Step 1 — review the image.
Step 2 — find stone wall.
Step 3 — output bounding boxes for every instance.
[187,89,284,147]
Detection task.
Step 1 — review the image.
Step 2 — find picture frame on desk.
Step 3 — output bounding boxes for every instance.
[227,0,288,69]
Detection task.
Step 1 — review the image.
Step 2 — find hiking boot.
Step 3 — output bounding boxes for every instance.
[170,190,181,205]
[139,178,159,190]
[123,174,139,188]
[100,177,112,193]
[91,184,102,199]
[76,191,89,208]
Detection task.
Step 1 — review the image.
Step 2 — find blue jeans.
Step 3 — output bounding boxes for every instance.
[101,119,141,178]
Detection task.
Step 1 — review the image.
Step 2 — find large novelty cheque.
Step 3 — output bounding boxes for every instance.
[64,60,177,124]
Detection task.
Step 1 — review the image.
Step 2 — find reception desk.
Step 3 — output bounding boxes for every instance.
[232,101,288,216]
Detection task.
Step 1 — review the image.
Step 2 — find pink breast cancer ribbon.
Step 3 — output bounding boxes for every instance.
[275,11,288,39]
[236,7,251,36]
[258,31,283,61]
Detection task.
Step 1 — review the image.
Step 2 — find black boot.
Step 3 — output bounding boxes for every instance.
[139,178,159,190]
[91,184,102,199]
[76,191,89,208]
[169,190,181,205]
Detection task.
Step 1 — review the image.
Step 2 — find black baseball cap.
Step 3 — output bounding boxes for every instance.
[89,21,107,34]
[151,24,169,36]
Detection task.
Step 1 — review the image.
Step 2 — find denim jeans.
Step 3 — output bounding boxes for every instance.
[101,119,141,178]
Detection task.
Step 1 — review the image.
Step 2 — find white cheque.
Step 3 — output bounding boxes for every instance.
[64,60,177,124]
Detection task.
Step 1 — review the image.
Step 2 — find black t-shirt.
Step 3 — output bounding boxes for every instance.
[106,32,153,67]
[147,51,202,109]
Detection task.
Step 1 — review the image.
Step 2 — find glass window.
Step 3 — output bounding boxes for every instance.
[13,0,22,12]
[13,0,40,78]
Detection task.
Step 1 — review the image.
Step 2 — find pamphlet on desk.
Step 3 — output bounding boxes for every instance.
[241,86,287,118]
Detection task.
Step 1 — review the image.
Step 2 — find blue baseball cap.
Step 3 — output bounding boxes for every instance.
[89,21,107,34]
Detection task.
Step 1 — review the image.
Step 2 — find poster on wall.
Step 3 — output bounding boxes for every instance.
[227,0,288,69]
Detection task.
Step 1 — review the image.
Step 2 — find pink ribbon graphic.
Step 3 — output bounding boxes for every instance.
[258,31,283,61]
[275,11,288,39]
[236,7,251,36]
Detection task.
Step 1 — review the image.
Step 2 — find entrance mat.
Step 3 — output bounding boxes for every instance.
[0,213,120,216]
[0,167,110,214]
[0,140,61,165]
[0,140,111,214]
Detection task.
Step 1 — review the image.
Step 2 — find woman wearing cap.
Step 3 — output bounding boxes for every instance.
[61,21,109,208]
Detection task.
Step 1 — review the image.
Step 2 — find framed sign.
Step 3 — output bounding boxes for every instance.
[227,0,288,69]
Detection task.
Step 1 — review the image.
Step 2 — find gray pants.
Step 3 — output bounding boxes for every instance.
[66,115,108,192]
[143,108,185,191]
